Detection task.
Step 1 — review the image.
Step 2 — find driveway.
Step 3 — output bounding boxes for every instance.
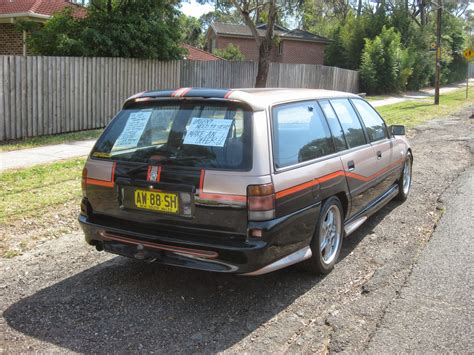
[0,106,473,353]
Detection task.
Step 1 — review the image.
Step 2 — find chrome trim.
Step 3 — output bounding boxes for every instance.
[241,246,312,276]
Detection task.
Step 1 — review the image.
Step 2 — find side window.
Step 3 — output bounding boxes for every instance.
[352,99,387,142]
[330,99,367,149]
[272,101,335,168]
[319,100,347,152]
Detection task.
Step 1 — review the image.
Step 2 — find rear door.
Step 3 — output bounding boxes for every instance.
[351,99,397,197]
[328,99,379,217]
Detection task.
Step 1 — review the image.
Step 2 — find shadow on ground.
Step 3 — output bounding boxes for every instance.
[3,202,400,353]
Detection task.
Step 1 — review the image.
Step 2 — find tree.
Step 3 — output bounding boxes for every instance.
[213,43,245,60]
[18,0,184,59]
[199,0,300,87]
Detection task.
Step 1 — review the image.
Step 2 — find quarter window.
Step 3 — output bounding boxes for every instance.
[330,99,367,148]
[272,101,335,168]
[319,100,347,152]
[352,99,387,142]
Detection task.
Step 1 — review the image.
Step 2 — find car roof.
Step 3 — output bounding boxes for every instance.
[126,88,360,111]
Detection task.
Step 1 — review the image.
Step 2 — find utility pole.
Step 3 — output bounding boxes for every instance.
[434,0,442,105]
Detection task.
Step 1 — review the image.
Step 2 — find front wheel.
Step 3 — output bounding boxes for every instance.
[301,197,344,275]
[396,151,412,201]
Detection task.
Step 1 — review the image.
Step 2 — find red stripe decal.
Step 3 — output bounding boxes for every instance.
[156,166,162,182]
[146,165,152,181]
[180,87,192,97]
[199,192,247,203]
[199,169,205,193]
[224,90,233,99]
[101,232,218,259]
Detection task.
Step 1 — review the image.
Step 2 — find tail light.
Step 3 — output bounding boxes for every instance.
[81,167,88,196]
[247,183,275,221]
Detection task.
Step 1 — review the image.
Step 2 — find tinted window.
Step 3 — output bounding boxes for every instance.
[319,100,347,152]
[272,101,335,168]
[352,99,387,142]
[92,101,252,170]
[330,99,367,148]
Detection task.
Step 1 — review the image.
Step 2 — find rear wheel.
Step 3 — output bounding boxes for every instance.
[396,151,412,201]
[301,197,344,274]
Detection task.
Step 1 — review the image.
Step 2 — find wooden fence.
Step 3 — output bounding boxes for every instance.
[0,56,359,141]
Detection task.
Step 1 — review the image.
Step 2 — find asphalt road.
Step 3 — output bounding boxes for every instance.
[1,106,473,353]
[367,167,474,352]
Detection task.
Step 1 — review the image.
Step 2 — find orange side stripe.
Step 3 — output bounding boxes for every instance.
[86,178,114,188]
[199,169,205,193]
[86,161,116,188]
[275,159,404,199]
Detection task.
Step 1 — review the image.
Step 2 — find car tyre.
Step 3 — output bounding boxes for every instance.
[301,197,344,275]
[396,151,412,202]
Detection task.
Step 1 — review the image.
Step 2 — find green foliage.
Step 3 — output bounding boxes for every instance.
[213,44,245,61]
[360,27,402,94]
[180,15,204,48]
[18,1,184,59]
[305,0,471,94]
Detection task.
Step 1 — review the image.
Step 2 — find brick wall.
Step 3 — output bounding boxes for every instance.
[280,40,325,65]
[214,35,325,65]
[0,23,24,55]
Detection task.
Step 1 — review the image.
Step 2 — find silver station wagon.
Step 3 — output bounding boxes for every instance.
[79,88,412,275]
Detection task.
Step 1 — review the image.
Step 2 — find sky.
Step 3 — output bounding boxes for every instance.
[180,0,214,18]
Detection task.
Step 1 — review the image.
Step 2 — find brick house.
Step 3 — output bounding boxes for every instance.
[181,44,222,61]
[0,0,85,56]
[206,23,330,65]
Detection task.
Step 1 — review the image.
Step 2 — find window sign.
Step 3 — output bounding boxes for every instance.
[113,110,152,150]
[183,117,233,147]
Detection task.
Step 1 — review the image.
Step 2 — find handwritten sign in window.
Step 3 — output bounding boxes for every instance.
[113,111,152,150]
[183,117,232,147]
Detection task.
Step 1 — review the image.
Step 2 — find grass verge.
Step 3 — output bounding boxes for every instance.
[377,89,474,128]
[0,158,85,257]
[0,129,103,152]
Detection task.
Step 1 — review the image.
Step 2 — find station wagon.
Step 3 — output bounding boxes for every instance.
[79,88,412,275]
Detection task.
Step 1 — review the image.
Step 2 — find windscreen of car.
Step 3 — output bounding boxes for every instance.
[91,101,252,170]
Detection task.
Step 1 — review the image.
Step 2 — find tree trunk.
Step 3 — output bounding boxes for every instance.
[357,0,362,17]
[255,41,271,88]
[254,0,277,88]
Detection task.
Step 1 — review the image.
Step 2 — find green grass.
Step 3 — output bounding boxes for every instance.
[365,94,393,102]
[378,89,474,128]
[0,129,103,152]
[0,158,85,223]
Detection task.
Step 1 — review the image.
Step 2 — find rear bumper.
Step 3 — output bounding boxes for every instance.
[78,202,320,275]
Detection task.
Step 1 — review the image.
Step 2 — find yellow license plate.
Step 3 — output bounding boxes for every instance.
[134,189,179,213]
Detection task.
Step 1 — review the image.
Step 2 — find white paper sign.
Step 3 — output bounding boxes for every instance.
[113,111,152,150]
[183,117,232,147]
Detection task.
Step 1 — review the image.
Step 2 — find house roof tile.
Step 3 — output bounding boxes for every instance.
[181,44,222,61]
[0,0,85,18]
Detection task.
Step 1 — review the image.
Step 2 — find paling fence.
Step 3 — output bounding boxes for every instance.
[469,63,474,78]
[0,56,359,141]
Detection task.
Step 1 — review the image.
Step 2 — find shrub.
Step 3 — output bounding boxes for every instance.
[213,44,245,61]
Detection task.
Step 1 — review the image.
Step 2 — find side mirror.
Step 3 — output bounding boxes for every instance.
[390,125,406,136]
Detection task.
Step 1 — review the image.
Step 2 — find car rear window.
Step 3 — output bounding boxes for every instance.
[91,101,252,170]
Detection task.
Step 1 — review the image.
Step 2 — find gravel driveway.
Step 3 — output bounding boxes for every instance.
[1,106,473,353]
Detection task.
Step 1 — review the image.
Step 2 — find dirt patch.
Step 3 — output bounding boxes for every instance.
[0,199,81,257]
[0,106,472,353]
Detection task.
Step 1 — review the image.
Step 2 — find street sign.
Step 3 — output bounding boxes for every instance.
[463,48,473,61]
[430,42,436,51]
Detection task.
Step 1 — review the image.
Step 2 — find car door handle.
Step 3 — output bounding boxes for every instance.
[376,150,382,159]
[347,160,355,171]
